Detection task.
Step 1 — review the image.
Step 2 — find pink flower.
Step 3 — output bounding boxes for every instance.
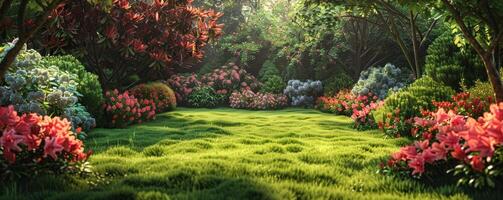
[408,155,425,175]
[1,129,24,152]
[44,137,64,160]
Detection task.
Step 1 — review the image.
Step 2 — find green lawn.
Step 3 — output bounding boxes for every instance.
[2,108,502,199]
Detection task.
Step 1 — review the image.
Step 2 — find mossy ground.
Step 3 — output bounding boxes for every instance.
[2,108,502,199]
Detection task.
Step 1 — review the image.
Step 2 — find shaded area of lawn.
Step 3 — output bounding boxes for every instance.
[2,108,503,199]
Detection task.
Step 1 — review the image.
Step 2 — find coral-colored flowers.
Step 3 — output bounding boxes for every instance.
[104,89,157,128]
[0,105,90,179]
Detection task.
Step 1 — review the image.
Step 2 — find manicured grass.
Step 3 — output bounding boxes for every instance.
[2,108,502,199]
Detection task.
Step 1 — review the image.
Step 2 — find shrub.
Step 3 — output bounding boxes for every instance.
[352,64,410,99]
[39,55,104,125]
[186,87,226,108]
[425,32,485,90]
[200,63,261,94]
[104,90,156,128]
[284,80,323,107]
[129,82,177,112]
[0,40,42,70]
[167,74,201,105]
[258,60,280,81]
[384,76,455,120]
[229,90,288,110]
[63,104,97,138]
[323,73,354,96]
[260,75,286,94]
[0,105,91,181]
[465,80,494,101]
[380,104,503,188]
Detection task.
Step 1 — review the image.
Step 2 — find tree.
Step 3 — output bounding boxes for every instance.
[37,0,223,89]
[435,0,503,102]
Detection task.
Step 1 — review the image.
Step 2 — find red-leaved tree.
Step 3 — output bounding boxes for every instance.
[38,0,223,89]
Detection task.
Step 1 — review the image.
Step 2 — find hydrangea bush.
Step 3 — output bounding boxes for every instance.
[0,39,42,70]
[351,64,410,99]
[0,105,91,180]
[284,80,323,107]
[230,90,288,110]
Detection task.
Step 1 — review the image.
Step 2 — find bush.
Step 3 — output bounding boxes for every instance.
[63,104,97,138]
[0,40,42,70]
[323,73,354,96]
[380,104,503,188]
[130,82,177,112]
[104,90,156,128]
[0,105,91,181]
[424,32,485,90]
[200,63,261,95]
[229,90,288,110]
[352,64,410,99]
[258,60,280,81]
[260,75,286,94]
[186,87,226,108]
[39,55,104,125]
[284,80,323,107]
[384,76,454,119]
[465,80,494,101]
[167,74,201,105]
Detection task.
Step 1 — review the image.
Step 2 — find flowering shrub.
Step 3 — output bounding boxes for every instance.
[352,64,410,99]
[0,105,91,180]
[284,80,323,107]
[63,104,96,138]
[351,97,383,131]
[186,87,226,108]
[230,90,288,110]
[129,82,177,112]
[317,90,356,116]
[380,104,503,188]
[104,90,156,128]
[433,92,493,119]
[200,63,261,95]
[0,39,42,70]
[167,73,201,105]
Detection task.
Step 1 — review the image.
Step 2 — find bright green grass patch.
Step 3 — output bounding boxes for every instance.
[1,108,502,199]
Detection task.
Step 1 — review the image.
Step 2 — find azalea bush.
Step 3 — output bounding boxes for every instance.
[200,63,261,95]
[380,104,503,188]
[0,105,91,180]
[284,80,323,107]
[129,82,177,112]
[351,64,410,99]
[104,90,156,128]
[230,90,288,110]
[167,74,201,105]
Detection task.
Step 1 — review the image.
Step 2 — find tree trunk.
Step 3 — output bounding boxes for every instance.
[482,55,503,102]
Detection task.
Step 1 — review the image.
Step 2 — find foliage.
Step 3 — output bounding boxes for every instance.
[0,105,91,181]
[284,80,323,107]
[432,92,493,119]
[380,104,503,188]
[129,82,177,112]
[384,76,454,120]
[104,90,156,128]
[186,87,226,108]
[39,55,104,125]
[258,60,281,81]
[260,75,286,94]
[0,40,42,70]
[200,63,261,95]
[323,73,354,96]
[424,31,485,90]
[465,80,495,101]
[62,104,96,138]
[229,90,288,110]
[352,64,410,99]
[39,0,223,89]
[167,74,202,105]
[316,90,355,116]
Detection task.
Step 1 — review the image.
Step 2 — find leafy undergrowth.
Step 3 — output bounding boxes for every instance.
[2,108,502,200]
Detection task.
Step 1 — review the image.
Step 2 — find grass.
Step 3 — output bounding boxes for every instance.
[2,108,503,199]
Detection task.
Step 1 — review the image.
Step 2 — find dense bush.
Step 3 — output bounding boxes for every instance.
[167,74,201,105]
[384,76,454,120]
[0,41,42,70]
[284,80,323,107]
[323,73,354,96]
[104,90,156,128]
[258,60,281,81]
[380,104,503,188]
[229,90,288,110]
[465,80,494,101]
[0,105,91,181]
[186,87,226,108]
[352,64,410,99]
[424,32,485,90]
[39,55,104,125]
[130,82,177,112]
[260,75,286,94]
[200,63,261,94]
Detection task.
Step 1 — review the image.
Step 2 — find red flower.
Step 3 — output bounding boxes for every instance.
[44,137,65,160]
[470,155,485,172]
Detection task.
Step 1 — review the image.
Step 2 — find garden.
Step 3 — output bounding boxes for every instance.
[0,0,503,199]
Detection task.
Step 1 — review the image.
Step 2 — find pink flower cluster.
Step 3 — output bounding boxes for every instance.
[104,89,156,128]
[167,73,201,104]
[200,63,261,94]
[382,103,503,185]
[229,90,288,110]
[0,105,89,177]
